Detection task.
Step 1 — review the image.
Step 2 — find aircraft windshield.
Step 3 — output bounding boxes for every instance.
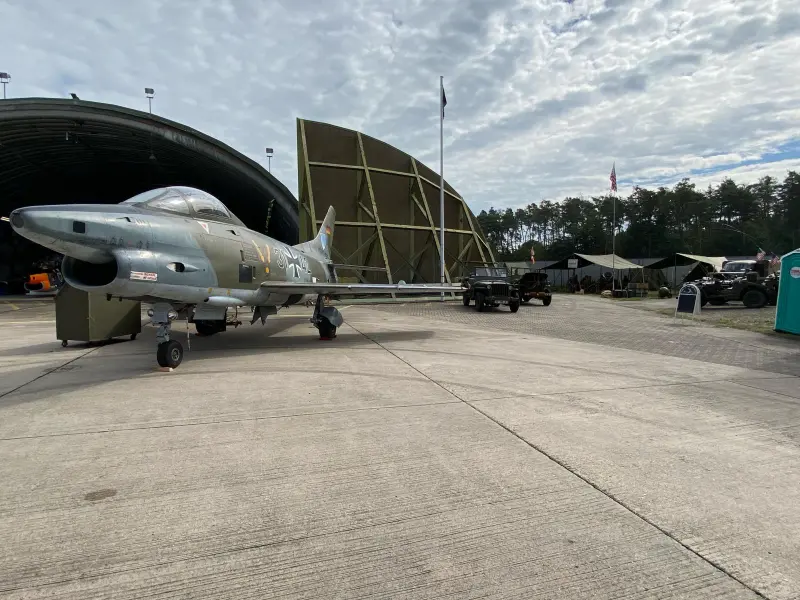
[122,186,234,220]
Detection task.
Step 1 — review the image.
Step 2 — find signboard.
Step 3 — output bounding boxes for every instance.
[791,266,800,279]
[675,283,701,317]
[567,258,579,269]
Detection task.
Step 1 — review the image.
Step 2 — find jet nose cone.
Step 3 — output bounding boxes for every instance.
[9,209,25,230]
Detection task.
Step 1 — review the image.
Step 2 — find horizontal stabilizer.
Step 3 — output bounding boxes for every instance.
[260,281,459,296]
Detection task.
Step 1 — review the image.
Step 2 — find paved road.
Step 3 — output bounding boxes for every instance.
[369,294,800,376]
[0,298,798,599]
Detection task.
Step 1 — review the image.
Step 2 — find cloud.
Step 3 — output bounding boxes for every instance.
[0,0,799,216]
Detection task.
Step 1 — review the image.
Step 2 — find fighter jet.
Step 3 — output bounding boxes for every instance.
[8,186,455,368]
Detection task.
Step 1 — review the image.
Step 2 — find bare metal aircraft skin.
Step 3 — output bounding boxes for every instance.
[9,186,454,368]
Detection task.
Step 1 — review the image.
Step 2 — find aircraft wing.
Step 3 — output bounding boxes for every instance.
[260,281,461,296]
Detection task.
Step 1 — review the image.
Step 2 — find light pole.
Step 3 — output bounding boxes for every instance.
[265,147,273,173]
[0,73,10,99]
[145,87,154,113]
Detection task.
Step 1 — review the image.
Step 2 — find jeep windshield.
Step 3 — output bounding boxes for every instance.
[472,267,508,277]
[721,261,755,272]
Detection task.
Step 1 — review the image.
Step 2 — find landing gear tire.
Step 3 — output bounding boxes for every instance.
[157,340,184,368]
[509,301,520,313]
[319,319,337,340]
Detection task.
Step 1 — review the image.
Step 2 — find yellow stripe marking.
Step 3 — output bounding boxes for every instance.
[251,240,265,262]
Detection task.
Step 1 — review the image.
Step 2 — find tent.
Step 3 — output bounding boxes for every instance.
[646,253,728,288]
[546,253,645,293]
[646,253,727,272]
[546,253,644,271]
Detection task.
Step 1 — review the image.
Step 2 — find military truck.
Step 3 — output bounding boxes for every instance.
[461,266,520,312]
[690,259,780,308]
[514,270,553,306]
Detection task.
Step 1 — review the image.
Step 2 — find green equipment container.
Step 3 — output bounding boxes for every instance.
[775,250,800,335]
[55,284,142,347]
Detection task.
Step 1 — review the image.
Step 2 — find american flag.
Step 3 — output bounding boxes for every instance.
[771,255,781,266]
[756,248,766,261]
[610,162,617,193]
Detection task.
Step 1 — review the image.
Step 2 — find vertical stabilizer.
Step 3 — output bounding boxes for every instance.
[294,205,335,261]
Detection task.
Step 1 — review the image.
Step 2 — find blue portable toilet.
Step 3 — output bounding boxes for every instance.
[775,249,800,335]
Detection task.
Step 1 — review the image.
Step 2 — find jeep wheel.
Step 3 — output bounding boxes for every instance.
[542,295,552,307]
[475,292,486,312]
[742,288,767,308]
[509,300,520,313]
[462,292,470,306]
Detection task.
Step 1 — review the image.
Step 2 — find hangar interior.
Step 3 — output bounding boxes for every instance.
[297,119,495,287]
[0,98,298,292]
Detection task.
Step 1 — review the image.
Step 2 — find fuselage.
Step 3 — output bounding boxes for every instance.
[9,198,330,309]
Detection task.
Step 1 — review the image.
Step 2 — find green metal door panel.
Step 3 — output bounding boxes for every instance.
[775,251,800,335]
[87,294,142,340]
[55,285,142,343]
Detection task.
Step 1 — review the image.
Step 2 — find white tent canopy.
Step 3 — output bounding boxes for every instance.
[647,253,728,271]
[547,253,644,271]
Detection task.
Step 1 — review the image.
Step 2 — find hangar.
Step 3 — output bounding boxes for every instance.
[1,99,496,295]
[297,119,495,286]
[0,98,299,291]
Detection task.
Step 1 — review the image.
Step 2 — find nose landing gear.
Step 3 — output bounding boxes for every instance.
[152,303,184,369]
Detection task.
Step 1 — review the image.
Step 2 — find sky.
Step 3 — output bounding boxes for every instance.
[1,0,800,214]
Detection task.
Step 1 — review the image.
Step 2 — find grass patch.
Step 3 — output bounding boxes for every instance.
[651,306,780,335]
[714,316,777,335]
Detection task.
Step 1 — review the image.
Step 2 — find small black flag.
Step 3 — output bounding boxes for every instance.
[441,86,447,119]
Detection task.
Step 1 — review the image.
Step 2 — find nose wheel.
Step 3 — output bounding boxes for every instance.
[157,340,184,368]
[152,303,184,369]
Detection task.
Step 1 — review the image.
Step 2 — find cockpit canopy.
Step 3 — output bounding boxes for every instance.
[122,186,244,225]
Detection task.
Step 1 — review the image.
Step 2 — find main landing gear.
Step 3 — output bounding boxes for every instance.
[151,303,184,369]
[311,294,343,340]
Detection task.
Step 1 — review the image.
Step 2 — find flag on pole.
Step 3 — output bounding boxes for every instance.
[610,162,617,193]
[770,254,781,267]
[756,248,766,261]
[441,86,447,119]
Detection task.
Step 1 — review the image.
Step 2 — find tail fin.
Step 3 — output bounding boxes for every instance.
[295,205,335,261]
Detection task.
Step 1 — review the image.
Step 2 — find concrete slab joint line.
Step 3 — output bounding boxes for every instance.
[343,317,774,600]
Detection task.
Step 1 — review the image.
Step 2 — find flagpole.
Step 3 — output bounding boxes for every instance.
[612,190,616,289]
[611,162,616,292]
[439,75,445,301]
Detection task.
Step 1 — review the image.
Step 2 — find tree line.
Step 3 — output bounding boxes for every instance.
[475,171,800,262]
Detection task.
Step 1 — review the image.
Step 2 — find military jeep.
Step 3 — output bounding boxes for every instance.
[461,266,520,312]
[689,259,780,308]
[513,271,553,306]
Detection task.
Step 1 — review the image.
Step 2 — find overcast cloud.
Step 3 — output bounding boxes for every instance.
[1,0,800,213]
